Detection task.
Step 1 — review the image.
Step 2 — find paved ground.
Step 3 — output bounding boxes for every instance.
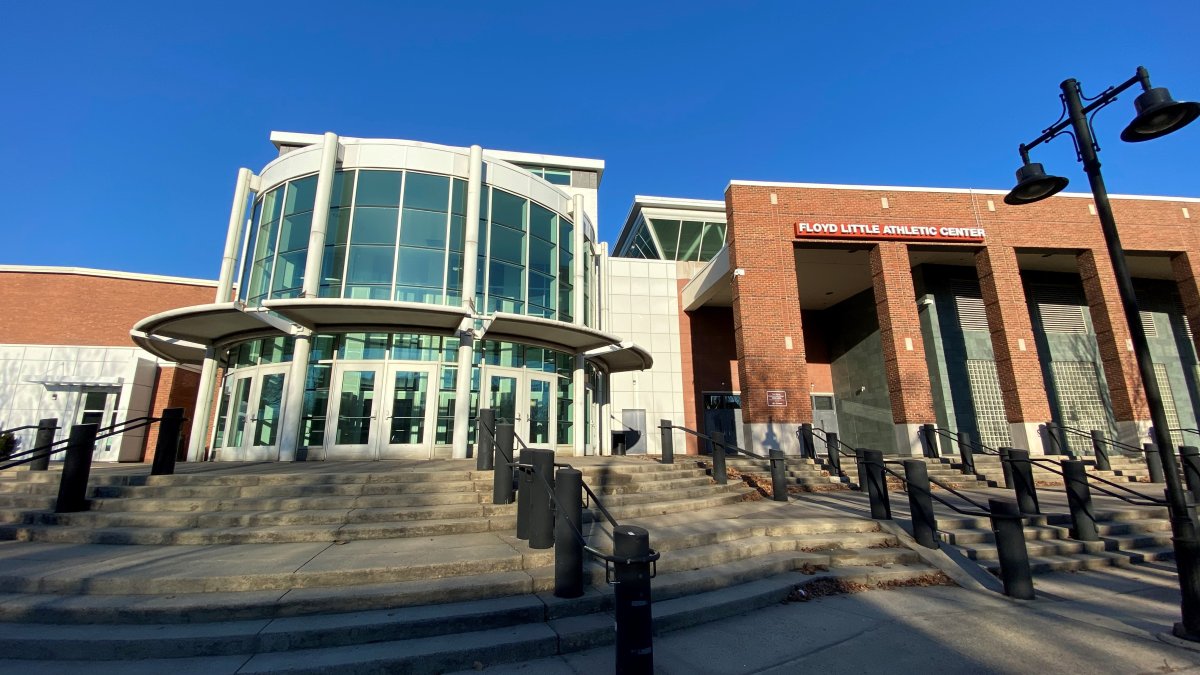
[458,561,1200,674]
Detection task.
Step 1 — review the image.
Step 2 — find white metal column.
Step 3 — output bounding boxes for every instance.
[187,167,253,461]
[278,132,339,462]
[452,145,484,458]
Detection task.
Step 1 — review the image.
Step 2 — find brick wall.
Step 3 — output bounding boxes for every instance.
[723,183,1198,430]
[677,282,739,454]
[0,271,215,347]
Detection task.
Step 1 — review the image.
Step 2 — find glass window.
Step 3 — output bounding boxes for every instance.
[261,187,283,225]
[338,332,390,360]
[346,246,394,285]
[399,208,448,249]
[699,222,726,260]
[529,203,555,243]
[491,189,526,231]
[392,334,442,361]
[355,171,402,207]
[330,170,355,207]
[488,260,524,310]
[651,219,682,260]
[270,250,306,297]
[351,207,399,245]
[528,272,554,314]
[278,212,312,253]
[344,284,391,300]
[490,225,524,265]
[678,221,705,261]
[284,175,318,215]
[451,178,467,216]
[542,169,571,186]
[529,238,554,276]
[403,172,450,212]
[395,246,445,288]
[320,244,346,297]
[481,340,522,368]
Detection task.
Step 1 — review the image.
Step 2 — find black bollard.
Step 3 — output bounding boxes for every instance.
[528,449,555,550]
[800,423,815,460]
[29,418,57,471]
[862,449,891,520]
[516,447,532,540]
[1090,429,1111,472]
[826,431,841,473]
[613,526,654,675]
[999,446,1015,490]
[55,423,98,513]
[492,423,515,505]
[988,498,1035,600]
[1041,422,1060,456]
[957,430,976,476]
[710,432,728,485]
[904,459,938,549]
[1144,443,1166,484]
[554,468,584,598]
[919,424,939,458]
[151,408,185,476]
[476,409,495,471]
[1062,460,1098,541]
[770,449,788,502]
[1007,448,1040,515]
[1181,446,1200,505]
[659,419,674,464]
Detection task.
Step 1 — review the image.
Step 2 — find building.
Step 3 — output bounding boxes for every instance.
[4,130,1199,463]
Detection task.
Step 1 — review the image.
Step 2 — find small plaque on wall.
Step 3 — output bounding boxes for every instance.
[766,390,787,407]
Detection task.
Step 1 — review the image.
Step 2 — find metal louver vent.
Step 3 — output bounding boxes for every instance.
[1140,310,1158,338]
[1033,285,1088,334]
[1175,297,1194,340]
[950,280,989,332]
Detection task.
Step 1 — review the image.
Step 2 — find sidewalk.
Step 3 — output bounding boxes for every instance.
[459,562,1200,674]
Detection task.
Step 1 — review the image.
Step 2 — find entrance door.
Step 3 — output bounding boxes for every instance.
[811,394,840,436]
[222,366,288,461]
[325,365,383,460]
[485,368,556,449]
[378,364,438,459]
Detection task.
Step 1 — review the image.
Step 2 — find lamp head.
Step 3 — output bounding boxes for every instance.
[1121,87,1200,142]
[1004,162,1069,206]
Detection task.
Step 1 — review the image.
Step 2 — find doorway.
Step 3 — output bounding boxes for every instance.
[484,367,557,449]
[323,362,440,460]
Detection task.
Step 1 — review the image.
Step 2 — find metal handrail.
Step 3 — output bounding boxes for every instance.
[927,426,999,456]
[1171,428,1200,438]
[665,423,768,461]
[516,459,660,569]
[878,463,990,518]
[809,426,858,457]
[0,423,60,436]
[1051,423,1143,455]
[1025,456,1166,507]
[0,415,162,472]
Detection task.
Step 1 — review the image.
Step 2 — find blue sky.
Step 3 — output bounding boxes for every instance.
[1,1,1197,280]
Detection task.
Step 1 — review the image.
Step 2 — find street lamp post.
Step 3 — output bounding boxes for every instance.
[1006,65,1200,641]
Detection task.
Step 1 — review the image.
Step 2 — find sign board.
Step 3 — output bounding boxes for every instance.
[766,390,787,407]
[795,222,985,243]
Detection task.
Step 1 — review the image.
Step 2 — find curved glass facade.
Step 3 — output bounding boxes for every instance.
[238,168,583,325]
[214,333,586,457]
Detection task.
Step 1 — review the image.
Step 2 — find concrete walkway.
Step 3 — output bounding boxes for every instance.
[458,561,1200,674]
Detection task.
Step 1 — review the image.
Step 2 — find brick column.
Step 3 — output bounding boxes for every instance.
[1173,252,1200,358]
[727,186,811,455]
[1078,249,1150,446]
[145,366,201,464]
[869,242,935,456]
[975,246,1052,453]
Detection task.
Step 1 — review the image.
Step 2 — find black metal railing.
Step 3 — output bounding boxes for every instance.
[0,408,186,513]
[854,448,1034,600]
[1049,422,1144,463]
[809,426,858,484]
[474,410,660,674]
[661,422,792,502]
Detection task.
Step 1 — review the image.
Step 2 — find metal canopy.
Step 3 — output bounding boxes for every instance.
[584,342,654,373]
[485,313,624,352]
[132,303,272,345]
[264,298,469,332]
[130,331,208,365]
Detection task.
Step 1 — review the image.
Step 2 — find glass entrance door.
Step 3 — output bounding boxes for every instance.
[484,368,556,449]
[221,366,288,461]
[378,364,438,459]
[325,365,382,460]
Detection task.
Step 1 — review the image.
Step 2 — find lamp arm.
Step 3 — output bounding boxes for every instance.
[1019,68,1147,155]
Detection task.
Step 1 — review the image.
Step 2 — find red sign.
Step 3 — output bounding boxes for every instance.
[766,390,787,407]
[794,222,985,242]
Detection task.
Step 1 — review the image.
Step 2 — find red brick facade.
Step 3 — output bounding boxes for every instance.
[722,183,1199,439]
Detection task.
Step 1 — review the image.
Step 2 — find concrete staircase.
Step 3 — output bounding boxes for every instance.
[940,505,1174,575]
[722,455,852,492]
[0,459,937,673]
[969,453,1152,487]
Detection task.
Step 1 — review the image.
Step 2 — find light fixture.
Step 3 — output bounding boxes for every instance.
[1004,161,1069,205]
[1121,87,1200,142]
